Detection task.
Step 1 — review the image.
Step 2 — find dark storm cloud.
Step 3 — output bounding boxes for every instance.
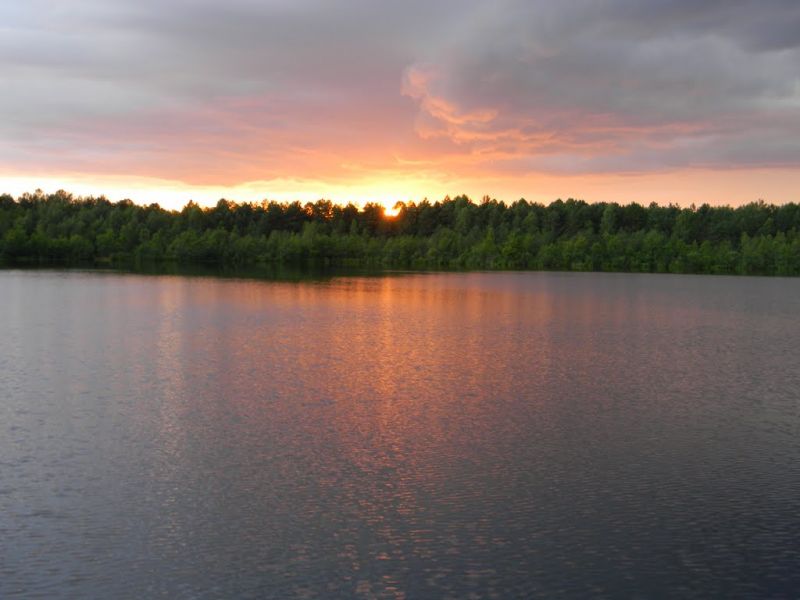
[403,0,800,173]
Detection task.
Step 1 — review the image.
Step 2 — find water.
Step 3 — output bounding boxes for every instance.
[1,269,799,599]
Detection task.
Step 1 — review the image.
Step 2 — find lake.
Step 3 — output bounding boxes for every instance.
[1,269,799,598]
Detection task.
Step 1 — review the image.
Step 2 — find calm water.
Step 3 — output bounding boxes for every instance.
[1,269,799,599]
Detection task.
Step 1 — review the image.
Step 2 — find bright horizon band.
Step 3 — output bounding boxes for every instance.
[1,167,799,213]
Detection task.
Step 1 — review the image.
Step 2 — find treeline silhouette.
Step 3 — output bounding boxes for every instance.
[1,189,799,275]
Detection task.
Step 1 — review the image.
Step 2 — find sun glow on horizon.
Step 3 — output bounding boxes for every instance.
[0,172,447,212]
[383,203,402,217]
[2,166,800,213]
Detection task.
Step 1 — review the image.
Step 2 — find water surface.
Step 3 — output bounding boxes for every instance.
[1,270,799,598]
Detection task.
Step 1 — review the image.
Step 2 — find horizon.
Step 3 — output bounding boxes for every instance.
[3,187,793,215]
[2,2,800,209]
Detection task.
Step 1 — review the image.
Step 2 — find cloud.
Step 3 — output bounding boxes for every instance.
[399,0,800,175]
[1,0,799,193]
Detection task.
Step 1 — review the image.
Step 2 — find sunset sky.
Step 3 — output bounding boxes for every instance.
[2,0,800,210]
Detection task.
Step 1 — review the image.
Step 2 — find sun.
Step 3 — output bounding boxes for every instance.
[383,203,402,218]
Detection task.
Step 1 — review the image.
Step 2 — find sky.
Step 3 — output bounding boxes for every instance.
[1,0,800,209]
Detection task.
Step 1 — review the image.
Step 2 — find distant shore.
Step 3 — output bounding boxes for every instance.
[2,191,799,276]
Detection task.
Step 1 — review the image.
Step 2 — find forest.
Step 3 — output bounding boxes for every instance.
[1,189,799,276]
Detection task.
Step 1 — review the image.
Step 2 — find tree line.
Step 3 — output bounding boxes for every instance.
[1,189,799,275]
